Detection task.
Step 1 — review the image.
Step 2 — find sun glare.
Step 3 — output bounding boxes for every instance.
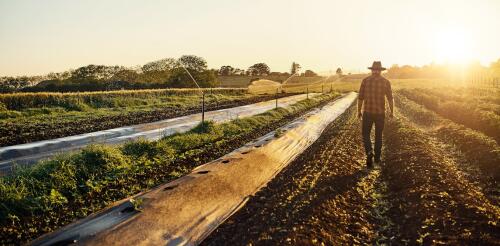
[434,29,474,64]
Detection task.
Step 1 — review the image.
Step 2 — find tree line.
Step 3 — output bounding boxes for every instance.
[0,55,218,93]
[218,61,322,77]
[0,58,324,93]
[385,60,500,79]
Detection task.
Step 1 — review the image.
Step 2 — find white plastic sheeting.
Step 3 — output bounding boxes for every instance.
[31,92,357,246]
[0,94,318,174]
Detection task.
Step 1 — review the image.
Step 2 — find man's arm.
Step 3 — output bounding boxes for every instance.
[357,99,363,118]
[357,79,365,118]
[386,80,394,117]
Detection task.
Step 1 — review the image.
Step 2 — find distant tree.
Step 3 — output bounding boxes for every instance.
[291,62,301,75]
[142,58,177,72]
[71,65,124,80]
[0,77,32,92]
[167,67,217,88]
[178,55,207,72]
[219,65,235,76]
[248,63,270,76]
[233,68,245,75]
[138,70,171,83]
[304,70,317,77]
[386,65,401,78]
[336,67,343,77]
[110,69,140,82]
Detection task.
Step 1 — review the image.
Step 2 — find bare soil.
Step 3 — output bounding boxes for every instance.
[202,105,500,245]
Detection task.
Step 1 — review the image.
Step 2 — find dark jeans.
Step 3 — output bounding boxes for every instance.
[362,112,385,159]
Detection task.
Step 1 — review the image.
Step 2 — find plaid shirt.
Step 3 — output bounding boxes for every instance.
[358,75,393,114]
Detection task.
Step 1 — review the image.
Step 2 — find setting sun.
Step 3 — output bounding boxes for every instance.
[434,28,474,64]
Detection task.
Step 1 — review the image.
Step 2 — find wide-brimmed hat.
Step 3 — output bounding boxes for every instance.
[368,61,386,71]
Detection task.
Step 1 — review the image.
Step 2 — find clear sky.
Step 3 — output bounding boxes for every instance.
[1,0,499,76]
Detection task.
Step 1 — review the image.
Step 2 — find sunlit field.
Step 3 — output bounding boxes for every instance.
[1,0,500,245]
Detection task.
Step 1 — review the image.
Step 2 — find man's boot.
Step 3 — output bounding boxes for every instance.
[366,153,374,168]
[374,154,381,164]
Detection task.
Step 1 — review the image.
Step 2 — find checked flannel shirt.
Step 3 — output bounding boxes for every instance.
[358,75,393,114]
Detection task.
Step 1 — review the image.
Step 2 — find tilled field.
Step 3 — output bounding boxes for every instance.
[381,114,499,244]
[203,103,500,245]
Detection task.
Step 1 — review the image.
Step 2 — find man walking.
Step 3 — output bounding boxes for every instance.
[357,61,394,168]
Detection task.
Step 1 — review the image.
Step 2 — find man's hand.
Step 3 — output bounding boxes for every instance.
[358,111,363,119]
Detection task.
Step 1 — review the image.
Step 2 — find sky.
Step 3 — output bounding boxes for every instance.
[1,0,499,76]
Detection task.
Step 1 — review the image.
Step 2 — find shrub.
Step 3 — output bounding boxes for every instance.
[122,139,175,160]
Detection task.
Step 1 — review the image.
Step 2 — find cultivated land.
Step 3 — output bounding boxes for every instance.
[218,75,327,88]
[0,93,340,244]
[1,80,498,245]
[204,88,500,245]
[0,88,300,146]
[329,77,456,92]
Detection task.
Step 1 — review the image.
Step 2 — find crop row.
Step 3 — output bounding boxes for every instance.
[0,92,340,244]
[412,87,500,114]
[394,94,500,181]
[0,94,289,147]
[398,88,500,143]
[416,87,498,101]
[382,114,499,244]
[0,88,247,111]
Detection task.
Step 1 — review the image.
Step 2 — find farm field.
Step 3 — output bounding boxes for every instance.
[0,84,499,245]
[0,92,341,244]
[219,75,339,95]
[203,88,500,245]
[220,75,454,95]
[0,93,317,174]
[329,77,457,92]
[218,75,327,88]
[2,1,500,245]
[398,87,500,142]
[0,88,299,147]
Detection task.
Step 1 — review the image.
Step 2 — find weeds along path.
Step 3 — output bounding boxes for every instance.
[395,94,500,205]
[203,106,395,245]
[381,111,500,244]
